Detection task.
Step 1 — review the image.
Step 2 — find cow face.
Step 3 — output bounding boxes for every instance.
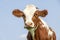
[12,4,48,29]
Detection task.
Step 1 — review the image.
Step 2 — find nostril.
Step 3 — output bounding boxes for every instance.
[25,23,27,25]
[30,23,32,25]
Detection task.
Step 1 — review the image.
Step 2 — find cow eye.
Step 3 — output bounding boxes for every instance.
[35,13,38,16]
[36,14,37,15]
[23,14,25,17]
[34,14,37,17]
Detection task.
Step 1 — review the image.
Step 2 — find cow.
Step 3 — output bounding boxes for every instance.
[12,4,56,40]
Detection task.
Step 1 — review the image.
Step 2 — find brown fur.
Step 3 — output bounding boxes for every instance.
[12,9,56,40]
[12,9,24,17]
[26,11,56,40]
[34,10,48,17]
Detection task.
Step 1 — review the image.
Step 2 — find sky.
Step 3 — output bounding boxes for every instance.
[0,0,60,40]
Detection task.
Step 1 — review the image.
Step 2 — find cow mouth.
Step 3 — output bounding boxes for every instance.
[24,26,35,30]
[24,26,37,40]
[24,25,38,30]
[24,25,35,30]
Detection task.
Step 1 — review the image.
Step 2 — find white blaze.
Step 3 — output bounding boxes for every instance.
[23,4,53,38]
[23,4,37,27]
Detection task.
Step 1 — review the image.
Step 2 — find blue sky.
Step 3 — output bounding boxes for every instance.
[0,0,60,40]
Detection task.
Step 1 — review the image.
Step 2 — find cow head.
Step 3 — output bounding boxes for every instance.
[12,4,48,29]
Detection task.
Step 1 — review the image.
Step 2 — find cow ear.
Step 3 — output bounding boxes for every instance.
[36,10,48,17]
[12,9,24,17]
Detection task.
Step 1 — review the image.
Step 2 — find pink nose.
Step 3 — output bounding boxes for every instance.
[25,22,32,27]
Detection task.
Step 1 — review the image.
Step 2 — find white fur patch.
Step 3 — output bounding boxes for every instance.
[23,4,37,27]
[39,17,53,36]
[23,4,53,37]
[48,30,53,36]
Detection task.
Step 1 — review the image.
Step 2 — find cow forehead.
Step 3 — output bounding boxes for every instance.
[23,5,37,19]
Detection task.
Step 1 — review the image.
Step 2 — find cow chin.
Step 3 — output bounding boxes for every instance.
[24,25,35,30]
[24,25,34,29]
[24,25,38,34]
